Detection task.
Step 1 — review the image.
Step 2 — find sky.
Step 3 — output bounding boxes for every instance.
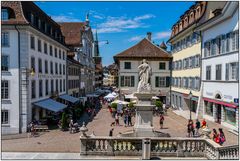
[35,1,195,66]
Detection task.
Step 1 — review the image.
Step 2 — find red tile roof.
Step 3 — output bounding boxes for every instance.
[114,38,172,61]
[59,22,85,46]
[1,1,29,25]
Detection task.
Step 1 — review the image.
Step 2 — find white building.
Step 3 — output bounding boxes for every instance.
[59,18,95,96]
[196,1,239,131]
[1,1,68,134]
[114,33,172,104]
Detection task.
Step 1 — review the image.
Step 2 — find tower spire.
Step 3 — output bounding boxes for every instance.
[95,30,98,42]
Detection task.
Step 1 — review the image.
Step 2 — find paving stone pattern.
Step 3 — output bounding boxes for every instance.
[2,104,238,152]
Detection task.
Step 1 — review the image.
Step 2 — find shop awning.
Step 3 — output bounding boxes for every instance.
[59,94,79,104]
[33,99,67,112]
[203,97,238,108]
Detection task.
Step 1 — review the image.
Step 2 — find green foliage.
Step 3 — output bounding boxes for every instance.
[61,112,68,130]
[111,103,117,109]
[129,102,135,108]
[155,100,163,112]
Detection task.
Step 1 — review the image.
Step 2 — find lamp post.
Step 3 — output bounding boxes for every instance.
[189,91,192,120]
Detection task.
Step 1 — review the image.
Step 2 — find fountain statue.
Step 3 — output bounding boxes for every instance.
[120,59,170,137]
[137,59,152,93]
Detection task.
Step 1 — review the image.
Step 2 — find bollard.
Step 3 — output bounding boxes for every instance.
[142,138,151,160]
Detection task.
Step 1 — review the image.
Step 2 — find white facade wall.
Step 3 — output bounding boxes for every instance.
[201,6,239,131]
[1,26,68,134]
[119,59,171,97]
[2,29,20,134]
[28,29,67,122]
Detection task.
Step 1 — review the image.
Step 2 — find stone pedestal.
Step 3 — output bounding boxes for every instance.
[120,92,170,137]
[133,93,155,137]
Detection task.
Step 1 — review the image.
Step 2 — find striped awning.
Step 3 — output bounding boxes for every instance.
[33,99,67,112]
[203,97,238,108]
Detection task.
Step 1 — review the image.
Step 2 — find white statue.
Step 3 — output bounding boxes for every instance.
[137,59,152,93]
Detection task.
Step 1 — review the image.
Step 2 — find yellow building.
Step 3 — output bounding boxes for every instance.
[167,2,207,114]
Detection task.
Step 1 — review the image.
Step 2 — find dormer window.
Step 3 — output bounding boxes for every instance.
[38,19,41,29]
[30,13,34,24]
[55,31,58,39]
[44,23,47,33]
[1,9,9,20]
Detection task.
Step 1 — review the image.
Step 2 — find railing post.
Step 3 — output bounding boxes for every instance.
[142,138,151,160]
[177,140,184,157]
[79,122,88,155]
[215,148,220,160]
[107,139,114,155]
[80,137,87,155]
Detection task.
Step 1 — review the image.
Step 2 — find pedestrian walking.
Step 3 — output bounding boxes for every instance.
[187,120,193,137]
[212,128,219,143]
[30,122,35,137]
[109,128,114,136]
[195,119,201,136]
[115,113,119,126]
[159,114,164,129]
[201,119,207,128]
[69,119,74,133]
[128,114,132,126]
[219,128,226,146]
[124,113,128,127]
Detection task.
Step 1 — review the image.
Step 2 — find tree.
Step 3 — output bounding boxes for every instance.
[111,103,117,109]
[61,112,68,131]
[155,100,163,112]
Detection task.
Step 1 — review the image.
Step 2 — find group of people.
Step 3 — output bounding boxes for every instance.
[111,110,133,127]
[187,119,202,137]
[212,128,226,145]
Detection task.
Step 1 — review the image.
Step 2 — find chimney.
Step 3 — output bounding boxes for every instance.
[147,32,152,41]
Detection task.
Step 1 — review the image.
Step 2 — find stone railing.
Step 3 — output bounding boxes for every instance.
[80,136,239,159]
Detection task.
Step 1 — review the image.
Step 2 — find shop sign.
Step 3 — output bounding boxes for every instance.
[234,98,239,104]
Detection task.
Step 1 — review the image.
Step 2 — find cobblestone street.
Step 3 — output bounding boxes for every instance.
[2,104,238,152]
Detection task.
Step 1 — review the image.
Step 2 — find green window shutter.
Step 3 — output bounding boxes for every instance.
[131,76,135,87]
[166,76,170,87]
[120,76,124,87]
[225,63,229,80]
[155,77,159,87]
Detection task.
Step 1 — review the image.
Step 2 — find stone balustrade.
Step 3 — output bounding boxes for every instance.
[80,136,239,159]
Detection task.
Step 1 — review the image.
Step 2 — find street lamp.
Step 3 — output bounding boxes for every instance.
[189,91,192,120]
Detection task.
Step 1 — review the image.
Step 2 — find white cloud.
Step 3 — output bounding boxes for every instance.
[128,35,144,42]
[96,14,155,34]
[97,28,124,33]
[153,31,171,40]
[51,15,81,22]
[93,15,104,19]
[134,14,155,21]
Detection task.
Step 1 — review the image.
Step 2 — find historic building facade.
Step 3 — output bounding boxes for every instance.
[93,31,103,89]
[196,1,239,131]
[168,2,207,114]
[66,58,82,97]
[114,33,172,104]
[60,18,95,96]
[1,2,68,134]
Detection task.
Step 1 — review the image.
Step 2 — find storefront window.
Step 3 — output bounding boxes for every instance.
[205,101,213,116]
[224,107,236,125]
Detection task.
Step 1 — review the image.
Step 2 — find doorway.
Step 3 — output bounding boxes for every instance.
[216,104,222,123]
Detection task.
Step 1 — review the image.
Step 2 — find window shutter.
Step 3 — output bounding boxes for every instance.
[236,63,239,80]
[131,76,135,87]
[225,63,229,80]
[155,77,159,87]
[120,76,124,87]
[166,76,170,87]
[169,61,172,70]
